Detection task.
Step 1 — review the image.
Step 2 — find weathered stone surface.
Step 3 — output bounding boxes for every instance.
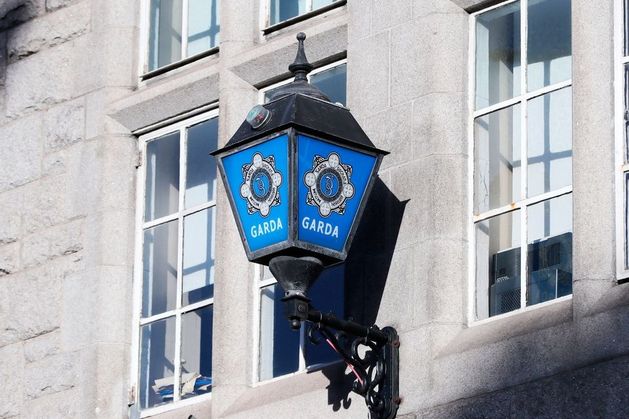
[45,0,82,12]
[0,113,43,192]
[22,387,81,419]
[5,38,85,118]
[347,0,371,40]
[0,0,45,30]
[372,0,412,33]
[43,98,85,152]
[0,242,20,276]
[0,188,23,245]
[360,103,413,171]
[23,351,79,400]
[0,264,65,347]
[23,330,61,363]
[7,0,90,61]
[21,218,84,269]
[347,30,390,115]
[0,343,23,418]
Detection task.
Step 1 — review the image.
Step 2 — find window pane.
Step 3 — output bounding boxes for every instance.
[259,283,300,380]
[476,210,521,320]
[625,65,629,163]
[313,0,335,11]
[149,0,183,71]
[475,1,521,109]
[182,208,215,305]
[305,264,344,367]
[527,0,571,92]
[269,0,307,25]
[185,118,219,208]
[139,317,176,409]
[180,306,213,398]
[626,174,629,269]
[527,87,572,198]
[310,64,347,106]
[143,221,179,317]
[187,0,220,57]
[474,105,521,214]
[145,131,180,221]
[527,195,572,306]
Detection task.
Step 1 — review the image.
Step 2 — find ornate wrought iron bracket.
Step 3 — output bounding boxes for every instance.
[283,296,400,419]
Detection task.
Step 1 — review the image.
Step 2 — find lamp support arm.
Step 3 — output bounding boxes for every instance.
[283,295,400,419]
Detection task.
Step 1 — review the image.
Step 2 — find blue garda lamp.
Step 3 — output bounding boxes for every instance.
[212,33,399,419]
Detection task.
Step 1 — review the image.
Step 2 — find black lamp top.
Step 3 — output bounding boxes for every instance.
[268,33,330,102]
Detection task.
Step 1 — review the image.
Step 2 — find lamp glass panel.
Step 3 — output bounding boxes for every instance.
[527,87,572,198]
[180,306,213,398]
[139,317,176,409]
[475,210,521,320]
[142,221,178,317]
[145,131,180,221]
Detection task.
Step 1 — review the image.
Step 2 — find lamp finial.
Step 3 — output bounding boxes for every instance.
[289,32,313,82]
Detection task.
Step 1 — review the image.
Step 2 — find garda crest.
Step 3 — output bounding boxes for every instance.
[304,152,355,217]
[240,153,282,217]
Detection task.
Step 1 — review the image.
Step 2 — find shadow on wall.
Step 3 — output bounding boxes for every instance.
[320,177,408,412]
[0,0,41,30]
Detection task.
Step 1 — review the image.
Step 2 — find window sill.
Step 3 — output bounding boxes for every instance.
[262,0,347,36]
[136,392,212,418]
[141,47,220,82]
[437,296,573,358]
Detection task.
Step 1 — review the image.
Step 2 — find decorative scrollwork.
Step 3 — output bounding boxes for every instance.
[308,324,396,418]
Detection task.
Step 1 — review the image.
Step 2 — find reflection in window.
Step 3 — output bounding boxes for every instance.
[148,0,220,72]
[258,265,344,381]
[473,0,572,320]
[138,113,219,410]
[268,0,337,26]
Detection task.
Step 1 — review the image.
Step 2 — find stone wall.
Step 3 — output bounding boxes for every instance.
[0,1,137,417]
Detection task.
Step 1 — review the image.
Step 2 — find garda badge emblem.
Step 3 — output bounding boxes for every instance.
[304,152,355,217]
[240,153,282,217]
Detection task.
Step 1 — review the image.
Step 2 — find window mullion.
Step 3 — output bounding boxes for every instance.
[519,0,529,311]
[306,0,314,14]
[298,324,306,371]
[181,0,189,60]
[173,126,187,402]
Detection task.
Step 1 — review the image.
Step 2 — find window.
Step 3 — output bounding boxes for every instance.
[471,0,573,321]
[146,0,220,73]
[255,61,347,381]
[616,0,629,280]
[134,110,218,414]
[264,0,344,28]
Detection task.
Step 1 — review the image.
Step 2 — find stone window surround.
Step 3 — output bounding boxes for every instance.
[132,109,219,418]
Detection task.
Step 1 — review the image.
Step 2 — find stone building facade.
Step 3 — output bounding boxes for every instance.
[0,0,628,418]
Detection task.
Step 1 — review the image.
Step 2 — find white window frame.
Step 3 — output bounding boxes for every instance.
[467,0,574,325]
[139,0,220,78]
[615,0,629,282]
[252,60,347,384]
[130,108,219,418]
[260,0,346,32]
